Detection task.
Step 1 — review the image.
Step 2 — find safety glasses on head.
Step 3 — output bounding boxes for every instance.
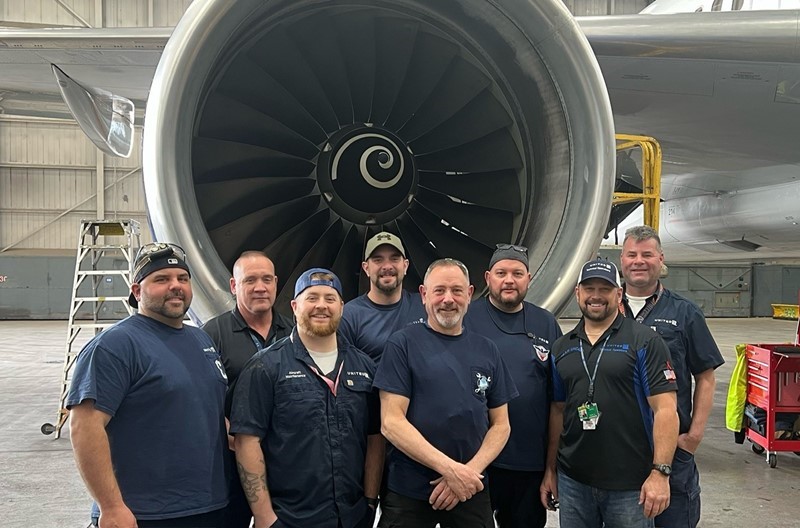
[495,243,528,255]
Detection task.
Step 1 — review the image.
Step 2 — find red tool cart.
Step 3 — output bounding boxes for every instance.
[745,302,800,468]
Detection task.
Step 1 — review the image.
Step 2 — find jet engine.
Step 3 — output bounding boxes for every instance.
[142,0,615,322]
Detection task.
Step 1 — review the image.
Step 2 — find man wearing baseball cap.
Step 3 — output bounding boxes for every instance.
[230,268,383,528]
[67,242,230,527]
[340,231,425,362]
[540,258,678,528]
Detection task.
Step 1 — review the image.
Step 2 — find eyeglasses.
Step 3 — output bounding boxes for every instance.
[495,243,528,255]
[133,242,186,275]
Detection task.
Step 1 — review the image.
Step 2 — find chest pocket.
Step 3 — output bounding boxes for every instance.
[274,378,325,426]
[204,351,228,385]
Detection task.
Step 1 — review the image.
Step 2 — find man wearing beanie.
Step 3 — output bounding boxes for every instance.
[230,268,383,528]
[67,242,230,527]
[464,244,562,528]
[540,258,678,528]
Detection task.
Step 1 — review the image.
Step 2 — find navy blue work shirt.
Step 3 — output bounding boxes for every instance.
[464,297,562,471]
[622,285,724,434]
[229,329,379,528]
[374,323,518,501]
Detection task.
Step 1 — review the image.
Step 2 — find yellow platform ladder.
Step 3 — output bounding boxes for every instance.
[41,219,141,438]
[614,134,662,231]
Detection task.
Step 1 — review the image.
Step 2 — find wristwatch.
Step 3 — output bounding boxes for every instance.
[651,463,672,476]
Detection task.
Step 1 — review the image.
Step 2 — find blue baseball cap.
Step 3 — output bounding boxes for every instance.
[577,258,621,287]
[294,268,343,299]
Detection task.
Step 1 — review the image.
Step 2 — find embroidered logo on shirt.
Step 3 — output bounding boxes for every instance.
[474,372,492,396]
[663,361,676,382]
[533,344,549,362]
[347,370,371,380]
[654,318,678,327]
[214,359,228,380]
[285,370,307,379]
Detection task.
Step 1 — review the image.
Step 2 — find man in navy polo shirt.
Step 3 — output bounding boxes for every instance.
[464,244,562,528]
[540,258,678,528]
[375,258,518,527]
[67,242,229,527]
[620,225,725,527]
[230,268,383,528]
[340,232,426,363]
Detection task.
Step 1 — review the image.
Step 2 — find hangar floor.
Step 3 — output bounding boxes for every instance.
[2,318,799,527]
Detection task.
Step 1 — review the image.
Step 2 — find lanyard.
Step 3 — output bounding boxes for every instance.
[621,283,664,323]
[246,327,277,352]
[579,335,610,402]
[309,361,344,397]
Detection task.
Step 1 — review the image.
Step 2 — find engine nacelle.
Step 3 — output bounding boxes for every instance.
[142,0,615,322]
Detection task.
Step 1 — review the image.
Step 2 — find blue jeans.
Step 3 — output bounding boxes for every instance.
[558,472,654,528]
[655,447,701,528]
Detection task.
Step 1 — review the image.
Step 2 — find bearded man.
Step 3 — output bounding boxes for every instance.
[464,244,562,528]
[374,258,518,527]
[340,232,425,363]
[230,268,384,528]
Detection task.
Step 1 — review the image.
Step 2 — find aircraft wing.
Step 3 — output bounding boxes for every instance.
[0,27,169,118]
[579,10,800,260]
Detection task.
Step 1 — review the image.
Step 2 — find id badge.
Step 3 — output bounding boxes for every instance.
[578,402,600,430]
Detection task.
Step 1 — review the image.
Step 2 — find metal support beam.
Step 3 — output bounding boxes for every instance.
[96,150,105,219]
[53,0,93,28]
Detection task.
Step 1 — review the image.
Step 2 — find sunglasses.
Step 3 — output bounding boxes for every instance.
[495,243,528,255]
[133,242,187,274]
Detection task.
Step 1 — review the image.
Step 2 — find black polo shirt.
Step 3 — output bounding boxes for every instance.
[622,285,725,434]
[202,306,293,384]
[230,329,379,528]
[552,314,677,490]
[464,297,562,472]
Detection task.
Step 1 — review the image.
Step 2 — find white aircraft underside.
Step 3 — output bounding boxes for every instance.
[1,3,799,267]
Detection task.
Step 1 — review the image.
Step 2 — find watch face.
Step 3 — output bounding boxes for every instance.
[654,464,672,475]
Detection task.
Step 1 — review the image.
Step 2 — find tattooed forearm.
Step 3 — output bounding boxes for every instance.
[237,459,268,504]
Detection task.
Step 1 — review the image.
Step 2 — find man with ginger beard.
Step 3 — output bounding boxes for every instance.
[374,259,518,527]
[230,268,383,528]
[464,244,562,528]
[341,232,425,363]
[540,259,678,528]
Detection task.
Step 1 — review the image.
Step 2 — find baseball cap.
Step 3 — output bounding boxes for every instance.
[294,268,343,299]
[128,243,191,308]
[364,232,405,260]
[577,258,621,287]
[489,243,529,270]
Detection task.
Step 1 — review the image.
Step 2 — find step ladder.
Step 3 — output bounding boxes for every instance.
[41,219,141,438]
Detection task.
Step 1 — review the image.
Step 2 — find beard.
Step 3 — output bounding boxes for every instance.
[298,309,342,337]
[432,305,463,329]
[372,270,403,294]
[142,292,190,321]
[579,300,617,323]
[489,286,526,310]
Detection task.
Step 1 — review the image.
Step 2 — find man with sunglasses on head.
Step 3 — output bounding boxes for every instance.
[464,244,562,528]
[202,250,293,528]
[67,243,230,528]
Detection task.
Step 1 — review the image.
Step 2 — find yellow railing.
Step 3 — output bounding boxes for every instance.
[614,134,662,231]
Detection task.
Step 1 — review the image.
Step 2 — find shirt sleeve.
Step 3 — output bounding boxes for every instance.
[686,306,725,374]
[639,334,678,396]
[551,340,567,403]
[372,334,412,398]
[367,389,381,435]
[65,338,133,417]
[487,343,519,409]
[229,355,274,438]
